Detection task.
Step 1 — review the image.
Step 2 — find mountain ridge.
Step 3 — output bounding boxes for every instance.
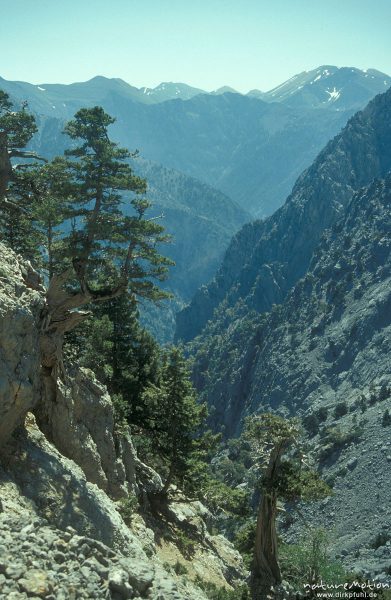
[176,86,391,342]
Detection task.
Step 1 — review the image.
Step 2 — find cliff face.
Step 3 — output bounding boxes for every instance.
[0,243,44,448]
[193,175,391,430]
[0,244,245,599]
[176,87,391,343]
[190,175,391,579]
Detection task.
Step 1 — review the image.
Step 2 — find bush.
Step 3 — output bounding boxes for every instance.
[303,413,319,437]
[318,426,362,461]
[173,561,188,575]
[334,401,348,419]
[280,529,347,589]
[176,531,196,559]
[382,409,391,427]
[303,408,329,437]
[371,532,390,549]
[317,407,328,422]
[193,577,250,600]
[117,494,139,525]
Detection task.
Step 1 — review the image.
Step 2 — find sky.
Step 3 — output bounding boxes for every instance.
[1,0,391,93]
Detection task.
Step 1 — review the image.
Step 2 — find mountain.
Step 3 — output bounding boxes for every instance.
[212,86,239,95]
[0,75,206,117]
[190,174,391,579]
[139,81,206,102]
[2,66,389,217]
[129,160,249,341]
[134,159,249,300]
[260,65,391,110]
[176,87,391,343]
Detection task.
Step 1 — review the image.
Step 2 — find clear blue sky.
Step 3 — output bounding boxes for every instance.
[1,0,390,92]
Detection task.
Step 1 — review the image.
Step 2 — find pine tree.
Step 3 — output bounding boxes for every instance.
[244,414,330,599]
[0,90,46,257]
[140,347,209,495]
[31,157,71,278]
[40,106,172,388]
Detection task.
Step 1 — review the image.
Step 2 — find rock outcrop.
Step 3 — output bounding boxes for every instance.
[0,243,246,598]
[35,367,140,501]
[0,243,44,448]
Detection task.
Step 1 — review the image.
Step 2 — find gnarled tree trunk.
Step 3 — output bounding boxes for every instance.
[251,443,286,600]
[0,131,13,200]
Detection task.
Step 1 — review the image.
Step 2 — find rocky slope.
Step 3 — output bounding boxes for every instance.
[189,174,391,580]
[176,86,391,343]
[0,243,246,599]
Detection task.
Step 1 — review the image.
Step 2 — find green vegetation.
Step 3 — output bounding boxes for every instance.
[279,529,347,589]
[382,408,391,427]
[244,414,331,593]
[193,577,250,600]
[334,401,348,419]
[173,561,188,576]
[318,425,362,462]
[371,531,390,549]
[117,494,139,525]
[303,406,329,437]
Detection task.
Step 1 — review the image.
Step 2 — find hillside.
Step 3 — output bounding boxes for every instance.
[188,174,391,579]
[176,87,391,342]
[130,160,249,340]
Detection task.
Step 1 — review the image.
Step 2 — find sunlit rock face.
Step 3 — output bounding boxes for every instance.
[0,242,44,448]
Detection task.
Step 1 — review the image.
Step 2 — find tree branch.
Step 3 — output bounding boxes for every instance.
[9,149,48,163]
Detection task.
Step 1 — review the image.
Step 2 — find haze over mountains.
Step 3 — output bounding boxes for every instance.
[2,65,389,220]
[177,85,391,341]
[2,65,390,339]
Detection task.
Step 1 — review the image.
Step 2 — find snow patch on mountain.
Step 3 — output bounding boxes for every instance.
[325,87,341,102]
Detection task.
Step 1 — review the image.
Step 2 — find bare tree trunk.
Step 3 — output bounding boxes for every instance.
[0,131,13,200]
[36,269,92,434]
[251,444,286,600]
[36,266,127,436]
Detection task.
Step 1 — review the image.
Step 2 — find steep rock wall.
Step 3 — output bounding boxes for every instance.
[0,242,44,447]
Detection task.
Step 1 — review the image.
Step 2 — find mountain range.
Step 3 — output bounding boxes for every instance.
[2,65,390,218]
[2,65,390,340]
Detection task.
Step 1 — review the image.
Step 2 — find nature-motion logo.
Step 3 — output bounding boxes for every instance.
[304,579,390,599]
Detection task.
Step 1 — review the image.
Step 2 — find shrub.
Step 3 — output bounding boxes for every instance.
[303,407,329,437]
[279,529,347,589]
[318,426,362,461]
[371,532,390,549]
[193,577,250,600]
[334,401,348,419]
[382,409,391,427]
[317,407,328,422]
[176,531,195,559]
[117,494,139,525]
[173,561,188,575]
[303,413,319,437]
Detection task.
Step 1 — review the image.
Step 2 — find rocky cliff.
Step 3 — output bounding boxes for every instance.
[190,174,391,580]
[0,242,246,599]
[176,87,391,343]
